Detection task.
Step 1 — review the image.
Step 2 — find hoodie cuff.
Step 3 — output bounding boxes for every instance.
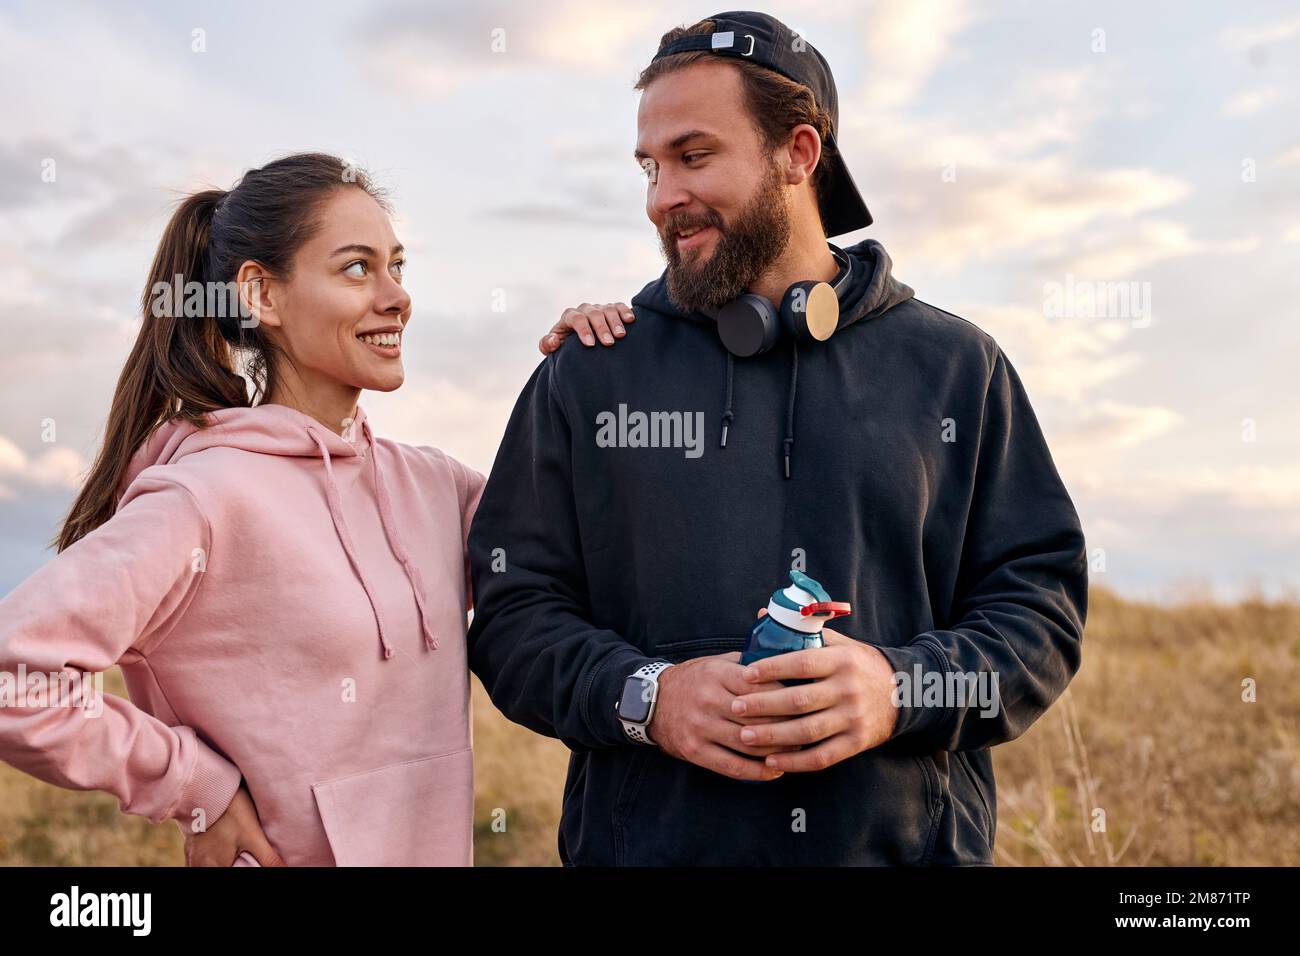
[875,638,958,749]
[583,648,670,749]
[169,738,243,831]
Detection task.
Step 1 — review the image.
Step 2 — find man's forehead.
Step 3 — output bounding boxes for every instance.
[637,60,743,117]
[635,63,747,155]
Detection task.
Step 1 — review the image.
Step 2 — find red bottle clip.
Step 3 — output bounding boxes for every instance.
[801,601,852,619]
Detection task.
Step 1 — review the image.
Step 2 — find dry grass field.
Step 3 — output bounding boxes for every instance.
[3,583,1296,866]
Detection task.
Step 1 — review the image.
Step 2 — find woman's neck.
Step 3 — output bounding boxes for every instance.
[264,378,361,437]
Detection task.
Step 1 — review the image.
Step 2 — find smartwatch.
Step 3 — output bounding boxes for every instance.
[615,661,674,745]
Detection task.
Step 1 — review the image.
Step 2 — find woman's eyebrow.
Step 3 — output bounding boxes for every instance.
[329,243,405,257]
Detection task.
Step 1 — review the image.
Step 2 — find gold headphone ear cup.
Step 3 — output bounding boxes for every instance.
[804,282,839,341]
[783,281,840,342]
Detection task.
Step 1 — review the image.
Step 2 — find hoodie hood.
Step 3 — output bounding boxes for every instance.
[629,238,915,477]
[117,402,439,660]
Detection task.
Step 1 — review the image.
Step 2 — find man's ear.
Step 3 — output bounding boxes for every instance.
[782,123,823,187]
[235,260,279,331]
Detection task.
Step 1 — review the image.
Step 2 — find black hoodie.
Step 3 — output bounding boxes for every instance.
[466,238,1088,865]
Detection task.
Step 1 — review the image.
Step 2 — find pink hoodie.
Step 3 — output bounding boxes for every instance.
[0,402,485,865]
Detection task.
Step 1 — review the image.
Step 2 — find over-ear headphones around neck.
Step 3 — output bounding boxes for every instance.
[708,244,854,358]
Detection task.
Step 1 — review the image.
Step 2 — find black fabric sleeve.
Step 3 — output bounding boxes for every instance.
[877,345,1088,753]
[466,354,662,751]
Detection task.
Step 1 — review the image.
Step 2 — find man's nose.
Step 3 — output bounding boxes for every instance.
[649,167,690,220]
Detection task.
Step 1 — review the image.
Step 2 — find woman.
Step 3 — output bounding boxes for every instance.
[0,152,634,866]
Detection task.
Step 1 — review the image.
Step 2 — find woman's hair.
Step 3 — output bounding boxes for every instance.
[55,152,388,552]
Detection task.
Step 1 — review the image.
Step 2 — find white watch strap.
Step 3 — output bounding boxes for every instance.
[619,661,673,745]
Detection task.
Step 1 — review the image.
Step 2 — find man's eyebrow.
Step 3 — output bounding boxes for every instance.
[633,130,716,161]
[329,243,405,257]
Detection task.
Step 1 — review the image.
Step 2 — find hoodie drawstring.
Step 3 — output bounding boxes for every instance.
[718,342,800,479]
[308,424,440,660]
[783,341,798,479]
[720,352,735,448]
[361,418,440,653]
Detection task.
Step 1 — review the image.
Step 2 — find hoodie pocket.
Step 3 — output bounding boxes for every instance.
[616,746,942,865]
[953,750,994,849]
[618,636,945,864]
[652,634,747,660]
[310,747,474,866]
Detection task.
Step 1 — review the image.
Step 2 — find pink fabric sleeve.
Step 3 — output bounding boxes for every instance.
[0,475,243,829]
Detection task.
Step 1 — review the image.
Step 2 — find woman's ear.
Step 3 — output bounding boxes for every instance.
[235,260,280,331]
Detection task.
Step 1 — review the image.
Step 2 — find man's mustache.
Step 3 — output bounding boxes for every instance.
[662,211,724,241]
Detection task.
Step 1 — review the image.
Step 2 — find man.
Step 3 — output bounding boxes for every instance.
[467,11,1088,865]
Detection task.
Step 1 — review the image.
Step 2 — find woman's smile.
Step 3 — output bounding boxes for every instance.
[355,327,402,357]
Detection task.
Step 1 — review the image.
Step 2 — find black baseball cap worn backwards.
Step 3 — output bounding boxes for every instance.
[650,10,872,237]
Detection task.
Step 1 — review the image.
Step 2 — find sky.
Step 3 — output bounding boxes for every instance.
[1,0,1298,604]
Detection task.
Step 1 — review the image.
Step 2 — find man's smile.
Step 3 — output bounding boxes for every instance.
[674,223,717,253]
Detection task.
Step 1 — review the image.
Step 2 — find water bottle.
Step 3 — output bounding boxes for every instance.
[733,571,850,783]
[739,570,851,686]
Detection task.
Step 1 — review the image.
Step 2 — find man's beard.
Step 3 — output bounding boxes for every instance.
[658,159,791,315]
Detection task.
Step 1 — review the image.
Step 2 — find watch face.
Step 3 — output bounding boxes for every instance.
[617,676,654,723]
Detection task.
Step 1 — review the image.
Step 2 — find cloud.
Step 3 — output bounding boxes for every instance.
[0,139,77,211]
[1075,465,1300,528]
[1222,86,1284,117]
[0,138,184,252]
[966,304,1143,406]
[479,155,645,229]
[838,30,1198,276]
[955,304,1183,474]
[1219,14,1300,54]
[0,9,254,146]
[892,160,1192,274]
[1270,141,1300,167]
[351,0,662,93]
[1054,402,1183,454]
[0,239,141,468]
[0,435,86,491]
[1051,220,1260,277]
[861,0,975,112]
[480,203,638,228]
[1071,465,1300,603]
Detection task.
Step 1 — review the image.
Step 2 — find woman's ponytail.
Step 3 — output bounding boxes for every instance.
[55,190,250,552]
